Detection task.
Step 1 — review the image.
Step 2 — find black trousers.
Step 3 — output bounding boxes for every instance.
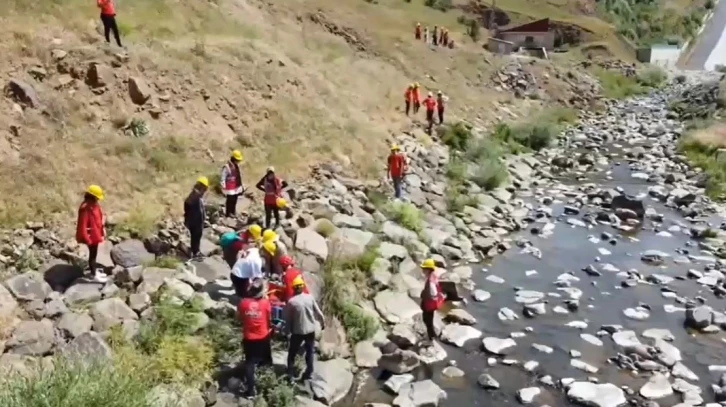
[422,309,436,340]
[264,204,280,229]
[405,100,411,116]
[243,336,272,397]
[225,194,239,217]
[438,108,444,124]
[88,244,98,273]
[287,332,315,380]
[230,274,249,297]
[100,14,122,47]
[187,224,203,256]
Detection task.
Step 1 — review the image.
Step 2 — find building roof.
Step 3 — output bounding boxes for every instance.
[500,18,550,33]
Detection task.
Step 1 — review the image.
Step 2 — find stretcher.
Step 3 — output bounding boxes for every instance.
[267,279,286,331]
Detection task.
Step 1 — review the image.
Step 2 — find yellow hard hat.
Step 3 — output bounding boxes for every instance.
[263,240,277,255]
[292,275,305,287]
[263,229,277,242]
[391,144,400,151]
[86,185,104,200]
[420,258,436,270]
[409,83,415,88]
[414,82,420,88]
[197,176,209,188]
[248,224,262,240]
[232,150,243,161]
[276,197,288,209]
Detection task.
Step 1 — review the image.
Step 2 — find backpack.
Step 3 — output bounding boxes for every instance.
[220,232,241,248]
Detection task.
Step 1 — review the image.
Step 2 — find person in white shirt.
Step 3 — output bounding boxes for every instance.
[230,247,263,297]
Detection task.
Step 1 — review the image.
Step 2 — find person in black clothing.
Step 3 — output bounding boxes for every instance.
[184,176,208,260]
[98,0,123,47]
[255,167,289,229]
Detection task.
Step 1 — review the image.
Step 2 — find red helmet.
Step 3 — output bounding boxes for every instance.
[280,255,294,268]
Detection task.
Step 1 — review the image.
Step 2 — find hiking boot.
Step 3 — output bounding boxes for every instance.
[93,270,109,283]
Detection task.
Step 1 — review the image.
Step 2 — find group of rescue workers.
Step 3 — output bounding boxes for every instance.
[404,83,447,134]
[75,149,446,400]
[414,22,452,48]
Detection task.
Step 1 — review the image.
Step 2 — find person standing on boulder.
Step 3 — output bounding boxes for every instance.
[387,144,408,199]
[415,23,422,40]
[255,167,288,230]
[238,278,273,400]
[184,176,208,261]
[284,276,325,382]
[76,185,107,282]
[97,0,123,48]
[420,258,444,346]
[221,150,245,218]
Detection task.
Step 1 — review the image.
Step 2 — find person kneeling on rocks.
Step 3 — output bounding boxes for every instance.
[230,245,263,297]
[238,278,273,400]
[284,276,325,382]
[420,258,445,346]
[221,224,262,268]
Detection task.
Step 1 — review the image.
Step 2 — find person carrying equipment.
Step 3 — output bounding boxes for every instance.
[255,167,289,229]
[184,177,208,260]
[221,224,263,267]
[404,84,414,116]
[423,92,437,134]
[419,258,445,346]
[415,22,422,40]
[230,246,263,297]
[436,91,448,124]
[238,278,273,400]
[387,144,408,199]
[412,83,422,114]
[221,150,245,218]
[284,276,325,382]
[76,185,108,282]
[280,255,309,302]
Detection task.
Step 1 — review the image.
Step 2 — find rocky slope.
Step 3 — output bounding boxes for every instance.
[3,71,726,407]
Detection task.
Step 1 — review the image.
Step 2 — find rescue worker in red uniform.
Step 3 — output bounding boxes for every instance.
[436,90,446,124]
[420,258,445,346]
[76,185,107,281]
[280,255,309,302]
[423,92,437,134]
[221,150,244,217]
[404,84,414,116]
[415,23,422,40]
[412,83,421,114]
[238,278,273,400]
[255,167,289,229]
[387,144,408,199]
[98,0,123,47]
[442,28,449,47]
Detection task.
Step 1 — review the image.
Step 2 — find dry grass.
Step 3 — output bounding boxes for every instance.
[0,0,636,230]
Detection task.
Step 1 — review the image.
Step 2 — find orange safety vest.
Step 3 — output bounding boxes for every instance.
[412,88,421,103]
[422,274,445,312]
[388,153,407,178]
[264,176,282,205]
[224,162,242,192]
[424,97,437,111]
[405,88,413,102]
[98,0,116,15]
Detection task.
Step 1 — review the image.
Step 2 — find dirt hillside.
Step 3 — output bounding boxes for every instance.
[0,0,606,232]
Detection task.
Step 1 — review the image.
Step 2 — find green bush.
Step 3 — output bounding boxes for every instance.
[469,158,508,190]
[637,66,668,88]
[445,159,467,182]
[0,357,153,407]
[441,122,474,152]
[678,136,726,199]
[255,368,297,407]
[314,219,337,237]
[339,303,379,344]
[446,187,480,212]
[201,315,244,363]
[383,201,423,233]
[592,67,648,99]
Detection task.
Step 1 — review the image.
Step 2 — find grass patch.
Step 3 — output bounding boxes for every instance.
[441,121,474,152]
[445,159,467,183]
[146,255,182,269]
[702,227,719,238]
[321,252,379,345]
[366,189,388,209]
[469,157,509,190]
[678,136,726,199]
[446,186,480,212]
[592,66,667,99]
[383,201,423,233]
[114,204,161,239]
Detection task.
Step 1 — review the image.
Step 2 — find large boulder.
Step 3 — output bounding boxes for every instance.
[111,240,154,268]
[393,380,446,407]
[63,283,103,306]
[60,331,113,362]
[685,306,713,330]
[57,312,93,338]
[5,272,52,302]
[5,319,55,356]
[374,290,421,323]
[295,228,329,261]
[328,228,374,259]
[90,297,138,332]
[610,195,644,219]
[6,79,40,108]
[308,358,354,405]
[567,382,626,407]
[0,284,18,319]
[378,349,421,374]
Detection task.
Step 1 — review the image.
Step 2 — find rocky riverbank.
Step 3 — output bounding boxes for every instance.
[1,72,726,407]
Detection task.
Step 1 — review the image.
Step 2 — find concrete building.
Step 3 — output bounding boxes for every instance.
[490,18,555,53]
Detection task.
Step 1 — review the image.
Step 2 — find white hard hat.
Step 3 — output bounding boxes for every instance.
[267,166,275,173]
[428,92,433,97]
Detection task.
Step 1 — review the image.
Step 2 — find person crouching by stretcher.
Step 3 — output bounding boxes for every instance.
[221,224,263,268]
[230,244,263,298]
